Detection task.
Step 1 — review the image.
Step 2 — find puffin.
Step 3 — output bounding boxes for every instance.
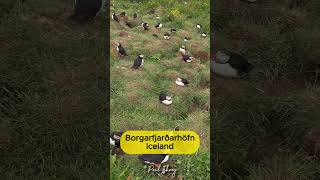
[164,32,171,40]
[155,22,163,29]
[112,13,119,22]
[138,154,169,169]
[156,15,160,19]
[201,33,207,38]
[175,78,189,86]
[159,92,172,105]
[110,131,122,147]
[110,131,124,155]
[182,54,193,63]
[131,54,144,69]
[179,45,186,55]
[211,50,254,78]
[171,28,177,33]
[71,0,102,22]
[116,42,128,56]
[141,22,149,30]
[183,37,191,42]
[196,24,202,29]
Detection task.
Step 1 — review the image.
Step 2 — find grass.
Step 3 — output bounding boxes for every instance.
[0,0,107,179]
[110,0,210,179]
[212,0,320,179]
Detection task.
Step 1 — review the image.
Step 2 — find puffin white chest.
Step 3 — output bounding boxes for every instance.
[141,59,144,65]
[211,61,239,78]
[175,80,185,86]
[162,155,169,163]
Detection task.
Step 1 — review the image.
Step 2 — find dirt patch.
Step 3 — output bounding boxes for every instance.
[118,31,129,37]
[120,16,129,22]
[192,51,210,61]
[188,104,198,113]
[127,92,138,102]
[180,31,191,37]
[165,71,179,79]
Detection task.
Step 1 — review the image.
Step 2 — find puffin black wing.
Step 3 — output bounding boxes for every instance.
[228,53,254,73]
[182,54,191,61]
[132,57,142,69]
[138,154,167,164]
[118,45,128,56]
[112,13,119,22]
[171,28,177,32]
[181,78,189,85]
[159,93,167,101]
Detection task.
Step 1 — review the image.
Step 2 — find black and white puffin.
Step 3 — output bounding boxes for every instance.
[155,22,163,29]
[211,50,254,78]
[110,131,124,155]
[183,37,191,42]
[131,54,144,69]
[159,92,172,105]
[179,45,186,55]
[171,28,177,33]
[156,15,160,19]
[182,54,193,63]
[116,42,128,56]
[138,154,169,169]
[133,13,137,19]
[141,22,149,30]
[196,24,202,29]
[112,13,119,22]
[110,131,123,147]
[71,0,102,22]
[164,32,171,40]
[175,78,189,86]
[201,33,207,38]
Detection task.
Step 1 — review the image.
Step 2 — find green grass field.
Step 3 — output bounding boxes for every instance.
[212,0,320,179]
[1,0,107,178]
[110,0,210,179]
